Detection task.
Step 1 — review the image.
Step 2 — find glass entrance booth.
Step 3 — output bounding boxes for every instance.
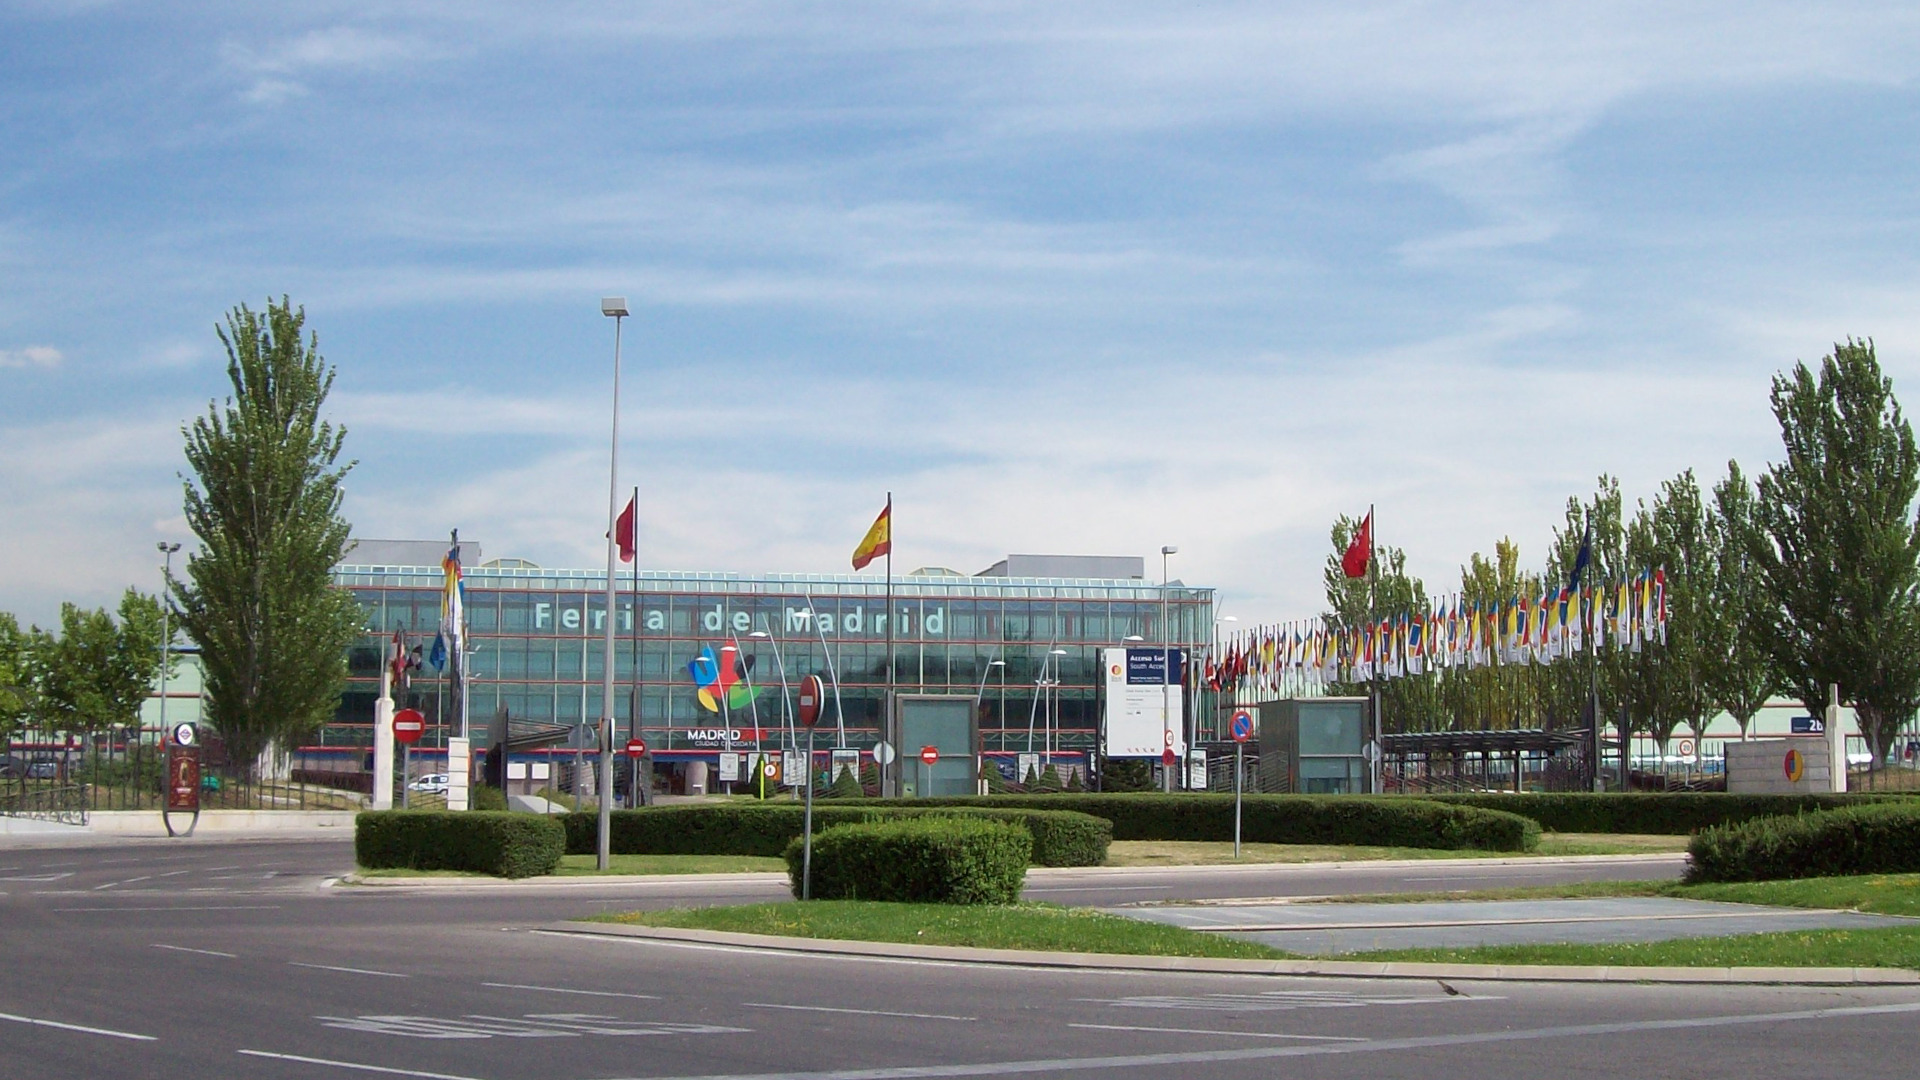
[1254,697,1372,794]
[896,694,976,796]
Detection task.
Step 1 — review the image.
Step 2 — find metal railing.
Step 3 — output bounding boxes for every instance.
[0,784,88,825]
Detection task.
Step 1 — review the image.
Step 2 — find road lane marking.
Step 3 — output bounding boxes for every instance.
[292,962,410,978]
[316,1013,750,1039]
[744,1002,975,1021]
[602,999,1920,1080]
[153,944,238,958]
[205,865,243,871]
[1087,989,1467,1011]
[0,872,73,882]
[0,1010,157,1042]
[1070,1023,1366,1041]
[482,982,659,1000]
[156,869,190,878]
[55,904,281,912]
[238,1050,486,1079]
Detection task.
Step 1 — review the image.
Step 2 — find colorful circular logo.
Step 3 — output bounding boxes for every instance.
[1784,749,1804,782]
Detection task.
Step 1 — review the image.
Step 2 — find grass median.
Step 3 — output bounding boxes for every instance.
[593,900,1293,960]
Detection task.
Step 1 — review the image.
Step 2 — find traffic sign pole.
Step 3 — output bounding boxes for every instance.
[798,674,824,902]
[1229,709,1253,860]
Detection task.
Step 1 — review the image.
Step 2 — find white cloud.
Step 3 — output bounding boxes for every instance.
[222,25,429,105]
[0,345,62,369]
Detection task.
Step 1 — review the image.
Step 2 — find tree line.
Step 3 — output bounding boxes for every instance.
[1323,340,1920,767]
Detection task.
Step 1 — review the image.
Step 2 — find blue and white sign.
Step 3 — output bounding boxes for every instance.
[1102,647,1186,759]
[1791,715,1825,735]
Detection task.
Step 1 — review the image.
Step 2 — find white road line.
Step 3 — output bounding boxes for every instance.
[156,869,190,878]
[595,1000,1920,1080]
[744,1002,975,1022]
[55,904,281,912]
[1070,1023,1366,1041]
[153,944,237,958]
[204,864,243,871]
[0,872,73,882]
[0,1010,156,1042]
[482,982,659,1000]
[292,961,410,978]
[237,1050,484,1079]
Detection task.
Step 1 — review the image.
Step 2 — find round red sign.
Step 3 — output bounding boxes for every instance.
[920,745,940,766]
[392,708,426,745]
[798,674,824,728]
[625,738,647,757]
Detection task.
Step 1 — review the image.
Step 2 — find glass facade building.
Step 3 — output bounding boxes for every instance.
[332,561,1214,786]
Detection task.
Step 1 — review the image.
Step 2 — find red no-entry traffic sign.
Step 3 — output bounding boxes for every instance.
[798,674,824,728]
[920,745,940,766]
[625,738,647,757]
[393,708,426,745]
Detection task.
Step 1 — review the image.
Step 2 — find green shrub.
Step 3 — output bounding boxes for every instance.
[559,804,1110,866]
[1420,792,1918,835]
[828,769,864,799]
[1686,802,1920,883]
[894,794,1537,852]
[788,817,1030,903]
[469,784,508,811]
[356,810,564,878]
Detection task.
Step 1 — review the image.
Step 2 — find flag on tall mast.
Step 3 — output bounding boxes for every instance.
[852,499,892,570]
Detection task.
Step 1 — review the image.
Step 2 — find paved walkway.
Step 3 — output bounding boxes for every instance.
[1109,897,1914,955]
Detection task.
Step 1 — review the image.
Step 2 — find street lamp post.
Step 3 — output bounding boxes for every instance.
[156,543,181,742]
[596,296,629,872]
[1161,545,1178,792]
[1211,613,1237,741]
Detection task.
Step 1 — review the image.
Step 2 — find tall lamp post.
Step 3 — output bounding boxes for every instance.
[156,542,181,741]
[596,296,629,872]
[1161,545,1178,792]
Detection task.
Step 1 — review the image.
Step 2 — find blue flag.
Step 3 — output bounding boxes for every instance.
[1568,525,1592,591]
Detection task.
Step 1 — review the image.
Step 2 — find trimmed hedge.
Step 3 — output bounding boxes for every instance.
[889,794,1538,852]
[789,817,1030,904]
[1418,792,1920,835]
[356,810,565,879]
[559,805,1110,867]
[1686,802,1920,883]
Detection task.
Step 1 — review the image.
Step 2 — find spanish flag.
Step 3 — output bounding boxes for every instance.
[851,498,891,570]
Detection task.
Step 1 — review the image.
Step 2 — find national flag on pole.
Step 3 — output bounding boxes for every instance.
[1568,525,1592,591]
[613,495,638,563]
[851,499,892,571]
[1341,512,1372,579]
[430,540,465,672]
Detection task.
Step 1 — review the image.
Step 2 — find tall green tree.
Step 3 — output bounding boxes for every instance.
[175,298,364,775]
[1751,339,1920,766]
[1702,461,1778,738]
[30,591,166,734]
[0,612,38,740]
[1622,471,1712,752]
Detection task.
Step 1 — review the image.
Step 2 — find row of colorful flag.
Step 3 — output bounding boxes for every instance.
[1207,570,1669,693]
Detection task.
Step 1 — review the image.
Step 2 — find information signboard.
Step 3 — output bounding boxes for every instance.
[1101,647,1186,759]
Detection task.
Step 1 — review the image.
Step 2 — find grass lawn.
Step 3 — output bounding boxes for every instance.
[596,900,1291,960]
[1101,833,1686,867]
[357,853,785,878]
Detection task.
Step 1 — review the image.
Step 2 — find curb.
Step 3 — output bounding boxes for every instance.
[537,920,1920,986]
[337,852,1683,889]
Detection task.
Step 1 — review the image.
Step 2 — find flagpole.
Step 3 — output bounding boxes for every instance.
[885,492,895,797]
[629,485,642,808]
[597,302,625,872]
[1367,504,1381,795]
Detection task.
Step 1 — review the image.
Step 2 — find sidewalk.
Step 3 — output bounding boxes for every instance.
[540,919,1920,987]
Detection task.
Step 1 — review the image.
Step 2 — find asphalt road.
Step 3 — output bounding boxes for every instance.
[6,838,1915,1079]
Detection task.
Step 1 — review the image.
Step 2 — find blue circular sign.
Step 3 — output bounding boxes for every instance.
[1230,710,1253,743]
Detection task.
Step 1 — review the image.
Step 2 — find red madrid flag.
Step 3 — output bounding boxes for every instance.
[614,496,637,563]
[1341,511,1372,579]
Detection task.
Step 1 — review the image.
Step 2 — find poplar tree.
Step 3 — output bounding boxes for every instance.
[174,298,364,776]
[1751,339,1920,766]
[1701,462,1778,738]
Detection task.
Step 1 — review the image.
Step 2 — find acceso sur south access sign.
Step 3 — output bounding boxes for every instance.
[1101,646,1186,759]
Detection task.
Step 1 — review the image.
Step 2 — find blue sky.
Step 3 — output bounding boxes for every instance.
[3,2,1919,628]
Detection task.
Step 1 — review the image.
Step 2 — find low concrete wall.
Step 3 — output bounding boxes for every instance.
[86,810,360,836]
[1727,737,1832,794]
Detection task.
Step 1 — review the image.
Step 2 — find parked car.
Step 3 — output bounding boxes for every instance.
[408,773,449,795]
[0,755,24,780]
[25,760,59,779]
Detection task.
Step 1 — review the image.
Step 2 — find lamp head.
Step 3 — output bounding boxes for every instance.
[1161,545,1178,556]
[601,297,629,317]
[987,659,1005,667]
[1123,635,1144,642]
